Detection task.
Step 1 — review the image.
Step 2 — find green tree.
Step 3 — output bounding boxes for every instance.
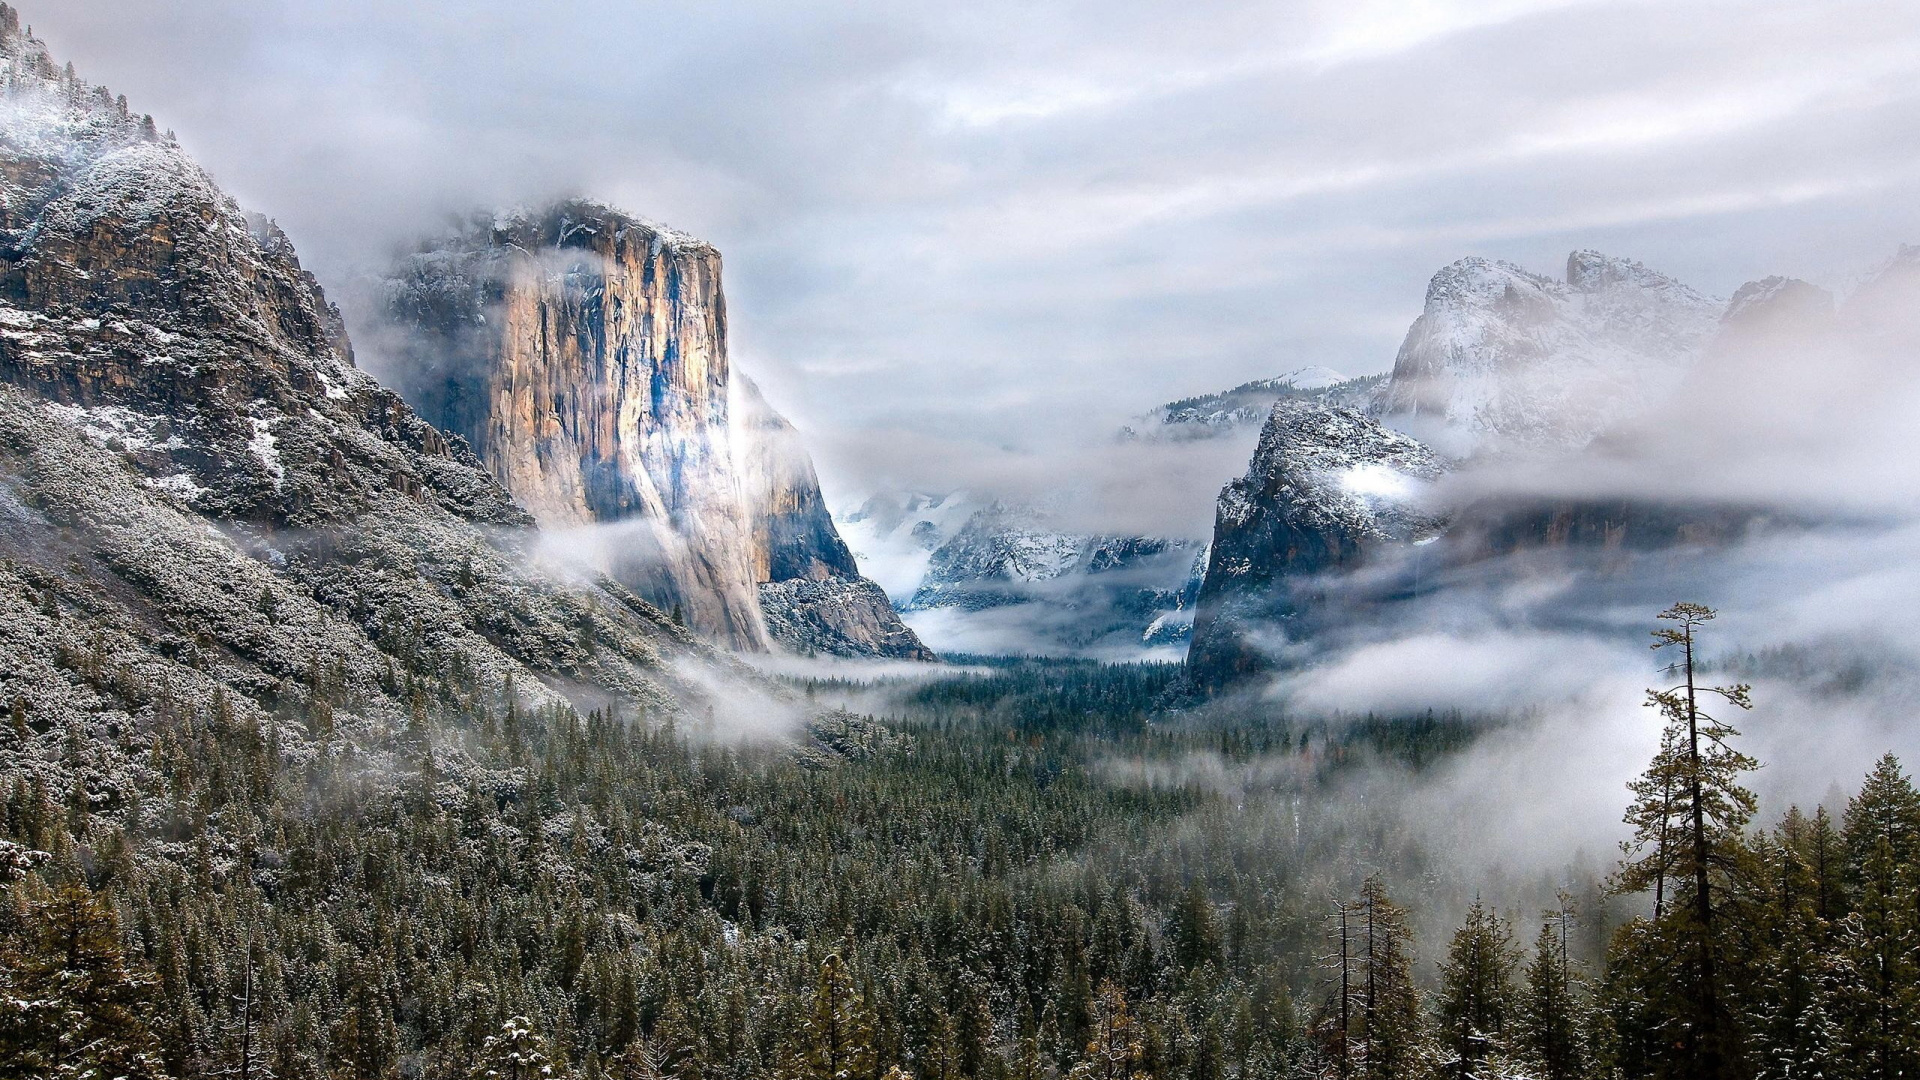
[1610,602,1756,1080]
[1434,899,1518,1080]
[1354,878,1424,1080]
[1170,880,1225,973]
[0,881,165,1080]
[1514,902,1592,1080]
[1831,755,1920,1080]
[801,954,878,1080]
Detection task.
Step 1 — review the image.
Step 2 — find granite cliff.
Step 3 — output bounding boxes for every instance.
[381,205,928,659]
[1186,402,1449,691]
[0,11,749,781]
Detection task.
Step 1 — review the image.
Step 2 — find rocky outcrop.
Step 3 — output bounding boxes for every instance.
[759,577,936,660]
[1376,251,1721,458]
[0,14,731,758]
[383,206,928,659]
[1121,367,1382,442]
[731,375,933,659]
[383,202,769,648]
[1187,402,1449,691]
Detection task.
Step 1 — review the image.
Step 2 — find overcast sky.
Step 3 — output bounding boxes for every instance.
[35,0,1920,501]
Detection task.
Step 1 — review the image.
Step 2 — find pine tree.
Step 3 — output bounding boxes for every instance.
[1842,753,1920,903]
[1067,982,1146,1080]
[1514,902,1591,1080]
[801,954,878,1080]
[1353,878,1423,1080]
[1171,880,1224,973]
[0,881,166,1079]
[1610,602,1756,1080]
[1831,755,1920,1080]
[476,1015,559,1080]
[1742,821,1839,1080]
[1435,900,1518,1080]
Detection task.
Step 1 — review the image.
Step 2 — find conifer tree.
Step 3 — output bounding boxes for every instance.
[1610,602,1755,1080]
[1514,902,1591,1080]
[1831,755,1920,1080]
[801,954,878,1080]
[1068,982,1146,1080]
[1353,878,1423,1080]
[1743,819,1839,1080]
[476,1015,559,1080]
[1171,881,1225,973]
[1434,900,1517,1080]
[0,881,165,1079]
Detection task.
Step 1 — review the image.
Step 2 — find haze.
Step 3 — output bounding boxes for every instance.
[35,0,1920,505]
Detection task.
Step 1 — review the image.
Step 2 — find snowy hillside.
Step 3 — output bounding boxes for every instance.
[1375,250,1722,457]
[1123,367,1385,441]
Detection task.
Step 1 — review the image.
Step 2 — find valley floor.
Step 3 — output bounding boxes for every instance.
[2,654,1914,1080]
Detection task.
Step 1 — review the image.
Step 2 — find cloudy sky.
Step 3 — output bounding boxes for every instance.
[36,0,1920,502]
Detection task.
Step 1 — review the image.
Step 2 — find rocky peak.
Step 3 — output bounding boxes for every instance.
[1376,250,1721,459]
[1187,400,1449,690]
[383,202,929,659]
[1843,246,1920,353]
[1723,275,1835,329]
[1126,366,1381,442]
[1217,401,1448,547]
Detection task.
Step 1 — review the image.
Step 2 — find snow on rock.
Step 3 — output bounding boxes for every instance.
[887,499,1203,656]
[1188,401,1450,690]
[1124,368,1385,441]
[757,577,937,661]
[839,490,978,600]
[1375,250,1722,458]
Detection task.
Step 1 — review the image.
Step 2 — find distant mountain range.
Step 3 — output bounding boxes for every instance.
[1187,247,1920,691]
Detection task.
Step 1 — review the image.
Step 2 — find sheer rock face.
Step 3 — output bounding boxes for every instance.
[732,375,933,659]
[731,374,858,584]
[384,203,768,649]
[384,207,929,659]
[1376,251,1721,458]
[1187,402,1449,692]
[0,15,718,752]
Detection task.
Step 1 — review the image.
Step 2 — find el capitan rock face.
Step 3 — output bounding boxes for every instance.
[384,202,768,649]
[383,204,929,659]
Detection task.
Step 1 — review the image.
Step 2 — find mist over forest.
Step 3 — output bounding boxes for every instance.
[6,3,1920,1080]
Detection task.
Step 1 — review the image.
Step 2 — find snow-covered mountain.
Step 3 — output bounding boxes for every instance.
[1187,402,1450,690]
[1185,250,1731,689]
[1123,366,1384,441]
[838,493,1204,656]
[1375,250,1722,458]
[379,203,929,660]
[0,16,762,759]
[838,490,980,599]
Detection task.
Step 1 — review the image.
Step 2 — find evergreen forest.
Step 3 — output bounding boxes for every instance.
[4,605,1917,1080]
